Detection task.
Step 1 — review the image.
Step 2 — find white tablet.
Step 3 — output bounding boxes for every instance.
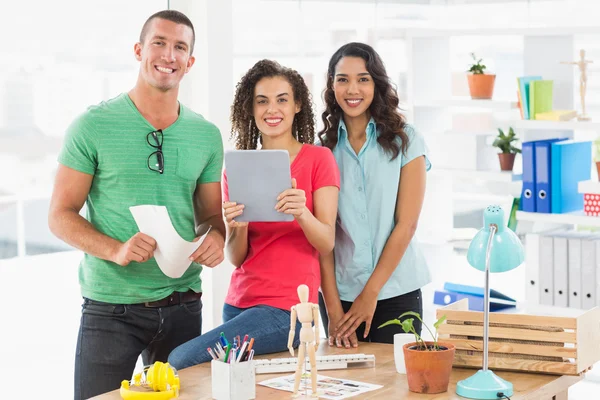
[224,149,294,222]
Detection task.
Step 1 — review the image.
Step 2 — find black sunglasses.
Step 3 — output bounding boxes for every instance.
[147,130,164,174]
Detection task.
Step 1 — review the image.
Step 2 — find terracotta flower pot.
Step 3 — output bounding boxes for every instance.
[498,153,516,171]
[596,161,600,181]
[467,73,496,99]
[403,341,455,394]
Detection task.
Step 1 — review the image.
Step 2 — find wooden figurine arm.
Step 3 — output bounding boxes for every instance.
[313,304,320,348]
[288,306,297,356]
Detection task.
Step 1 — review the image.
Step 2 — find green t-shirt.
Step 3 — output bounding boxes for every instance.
[58,93,224,303]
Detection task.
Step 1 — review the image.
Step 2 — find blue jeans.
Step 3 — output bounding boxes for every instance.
[168,303,302,369]
[74,297,202,400]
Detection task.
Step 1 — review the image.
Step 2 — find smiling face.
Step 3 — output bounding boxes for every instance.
[134,18,195,92]
[332,56,375,119]
[253,76,301,139]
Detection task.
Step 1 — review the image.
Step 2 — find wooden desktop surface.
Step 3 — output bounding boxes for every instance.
[94,342,581,399]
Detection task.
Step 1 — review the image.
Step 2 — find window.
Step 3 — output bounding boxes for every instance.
[0,0,167,258]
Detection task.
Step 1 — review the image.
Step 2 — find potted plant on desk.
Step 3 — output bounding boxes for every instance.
[493,127,521,171]
[467,53,495,99]
[379,312,455,394]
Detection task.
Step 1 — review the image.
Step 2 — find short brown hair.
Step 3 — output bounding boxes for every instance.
[139,10,195,55]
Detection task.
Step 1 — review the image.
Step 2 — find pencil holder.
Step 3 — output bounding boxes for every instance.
[211,360,256,400]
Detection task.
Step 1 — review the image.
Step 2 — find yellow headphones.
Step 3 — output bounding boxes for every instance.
[120,361,180,400]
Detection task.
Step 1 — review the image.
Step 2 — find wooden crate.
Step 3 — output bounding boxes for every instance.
[435,299,600,375]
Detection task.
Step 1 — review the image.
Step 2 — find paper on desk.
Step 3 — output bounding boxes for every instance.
[129,205,210,278]
[259,374,382,399]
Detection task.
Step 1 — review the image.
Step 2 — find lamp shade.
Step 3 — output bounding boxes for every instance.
[466,205,524,273]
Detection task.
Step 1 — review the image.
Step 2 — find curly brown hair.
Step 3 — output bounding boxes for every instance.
[318,42,408,160]
[230,60,315,150]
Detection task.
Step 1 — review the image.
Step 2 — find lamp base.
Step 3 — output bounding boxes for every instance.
[456,370,513,399]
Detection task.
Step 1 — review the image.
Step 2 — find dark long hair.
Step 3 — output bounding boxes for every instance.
[318,42,408,160]
[230,60,315,150]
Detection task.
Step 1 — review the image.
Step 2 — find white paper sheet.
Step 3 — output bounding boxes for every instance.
[129,205,210,278]
[258,374,383,399]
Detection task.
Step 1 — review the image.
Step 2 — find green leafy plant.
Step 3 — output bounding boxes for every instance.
[468,52,487,74]
[493,127,521,154]
[594,138,600,162]
[378,311,447,351]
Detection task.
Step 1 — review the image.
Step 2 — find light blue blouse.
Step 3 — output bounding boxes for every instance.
[332,118,432,301]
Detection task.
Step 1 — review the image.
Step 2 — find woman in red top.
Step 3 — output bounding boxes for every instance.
[169,60,340,368]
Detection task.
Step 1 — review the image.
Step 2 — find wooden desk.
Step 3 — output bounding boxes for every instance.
[94,342,581,399]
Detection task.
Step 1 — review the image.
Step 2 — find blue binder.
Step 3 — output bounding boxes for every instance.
[521,141,536,212]
[433,291,516,312]
[443,282,516,302]
[551,140,592,213]
[534,139,566,213]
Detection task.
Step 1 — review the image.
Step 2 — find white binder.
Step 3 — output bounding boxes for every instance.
[567,236,583,309]
[539,234,554,306]
[525,233,540,306]
[581,236,598,309]
[552,235,569,307]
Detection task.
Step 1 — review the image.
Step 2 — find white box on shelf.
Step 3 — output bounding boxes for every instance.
[211,360,256,400]
[578,180,600,194]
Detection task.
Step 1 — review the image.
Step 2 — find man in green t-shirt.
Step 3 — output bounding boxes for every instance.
[48,10,226,400]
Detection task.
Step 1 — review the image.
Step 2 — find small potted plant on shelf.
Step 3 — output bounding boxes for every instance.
[493,127,521,171]
[467,52,495,99]
[379,312,454,394]
[594,138,600,181]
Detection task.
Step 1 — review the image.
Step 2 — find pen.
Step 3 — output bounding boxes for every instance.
[224,345,231,363]
[244,338,255,361]
[207,347,217,360]
[220,332,229,348]
[248,349,255,361]
[236,340,249,363]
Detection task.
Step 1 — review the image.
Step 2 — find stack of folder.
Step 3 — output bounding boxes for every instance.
[433,282,516,312]
[521,139,591,213]
[526,229,600,309]
[517,76,576,120]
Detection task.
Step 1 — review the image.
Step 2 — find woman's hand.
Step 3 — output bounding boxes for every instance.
[275,178,307,220]
[222,202,249,228]
[335,291,378,340]
[328,311,359,348]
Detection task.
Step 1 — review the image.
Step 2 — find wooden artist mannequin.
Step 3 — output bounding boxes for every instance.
[288,284,320,397]
[561,49,594,121]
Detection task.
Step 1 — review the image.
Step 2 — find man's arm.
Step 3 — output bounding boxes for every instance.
[189,182,226,267]
[48,165,156,266]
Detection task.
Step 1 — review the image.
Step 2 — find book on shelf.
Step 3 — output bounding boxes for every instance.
[535,110,577,121]
[529,80,553,120]
[517,76,542,120]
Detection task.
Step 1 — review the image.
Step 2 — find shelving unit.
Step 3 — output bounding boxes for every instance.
[406,28,577,242]
[516,210,600,227]
[413,98,518,110]
[515,120,600,131]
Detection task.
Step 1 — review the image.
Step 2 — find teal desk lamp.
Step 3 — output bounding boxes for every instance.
[456,205,525,400]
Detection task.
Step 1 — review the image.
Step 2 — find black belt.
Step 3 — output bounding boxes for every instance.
[142,290,202,308]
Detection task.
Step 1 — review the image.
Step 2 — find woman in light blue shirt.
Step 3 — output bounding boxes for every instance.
[318,42,431,347]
